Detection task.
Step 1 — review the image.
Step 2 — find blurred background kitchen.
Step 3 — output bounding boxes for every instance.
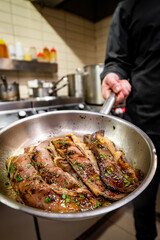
[0,0,113,99]
[0,0,160,240]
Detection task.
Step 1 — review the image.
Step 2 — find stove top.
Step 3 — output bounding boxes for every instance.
[0,96,102,130]
[0,96,84,112]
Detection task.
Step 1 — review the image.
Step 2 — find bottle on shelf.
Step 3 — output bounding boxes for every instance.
[0,39,9,58]
[30,46,37,61]
[16,42,23,60]
[43,47,50,62]
[8,44,16,59]
[37,52,44,62]
[50,47,57,63]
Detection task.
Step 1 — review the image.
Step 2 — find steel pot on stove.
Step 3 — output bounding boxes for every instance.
[0,75,20,101]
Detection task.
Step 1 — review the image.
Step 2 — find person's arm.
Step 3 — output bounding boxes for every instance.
[101,3,132,104]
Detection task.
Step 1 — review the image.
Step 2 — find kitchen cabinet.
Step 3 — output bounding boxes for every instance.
[0,58,58,73]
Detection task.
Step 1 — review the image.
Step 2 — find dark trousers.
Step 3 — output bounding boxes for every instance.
[133,135,160,240]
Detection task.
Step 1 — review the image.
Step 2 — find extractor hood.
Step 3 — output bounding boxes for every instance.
[30,0,122,22]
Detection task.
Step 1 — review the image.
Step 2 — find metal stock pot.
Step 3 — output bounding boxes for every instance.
[0,75,19,100]
[0,97,157,221]
[83,64,104,105]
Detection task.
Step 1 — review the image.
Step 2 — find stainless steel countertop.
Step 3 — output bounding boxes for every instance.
[0,96,83,112]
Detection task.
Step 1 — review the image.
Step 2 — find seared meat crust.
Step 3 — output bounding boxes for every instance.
[6,153,101,212]
[84,130,140,193]
[6,130,143,213]
[52,137,126,201]
[25,140,81,190]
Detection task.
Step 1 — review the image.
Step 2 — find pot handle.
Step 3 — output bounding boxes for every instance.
[99,92,116,115]
[1,75,8,91]
[52,76,68,88]
[76,68,88,76]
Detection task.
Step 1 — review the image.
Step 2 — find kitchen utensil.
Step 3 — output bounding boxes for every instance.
[0,96,157,220]
[0,75,20,100]
[83,63,104,105]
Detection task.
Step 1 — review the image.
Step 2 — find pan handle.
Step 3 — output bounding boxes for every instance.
[99,92,116,115]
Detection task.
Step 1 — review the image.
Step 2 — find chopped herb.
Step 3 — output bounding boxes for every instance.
[96,202,101,207]
[80,115,86,119]
[79,194,85,199]
[39,204,43,207]
[11,165,17,174]
[30,162,34,166]
[55,174,60,178]
[49,179,54,184]
[37,163,41,167]
[96,176,100,180]
[5,181,9,185]
[66,196,71,203]
[26,175,30,179]
[76,201,80,206]
[27,165,31,169]
[35,177,40,181]
[67,150,76,155]
[125,182,131,187]
[62,194,67,199]
[73,161,77,165]
[7,161,12,174]
[44,197,51,203]
[14,173,23,182]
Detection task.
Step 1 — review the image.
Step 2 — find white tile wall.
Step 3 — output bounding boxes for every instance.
[0,0,112,97]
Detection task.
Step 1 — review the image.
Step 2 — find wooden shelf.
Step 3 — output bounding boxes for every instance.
[0,58,58,73]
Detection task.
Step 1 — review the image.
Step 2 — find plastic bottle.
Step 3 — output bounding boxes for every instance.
[37,52,44,62]
[8,44,16,59]
[16,42,23,60]
[43,47,50,62]
[30,47,37,61]
[0,39,9,58]
[50,47,57,63]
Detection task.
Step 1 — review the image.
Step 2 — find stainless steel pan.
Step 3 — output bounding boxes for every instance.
[0,96,157,221]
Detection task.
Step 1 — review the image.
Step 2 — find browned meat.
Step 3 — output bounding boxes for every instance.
[6,130,143,213]
[84,130,140,193]
[25,140,82,190]
[52,137,126,201]
[6,153,101,212]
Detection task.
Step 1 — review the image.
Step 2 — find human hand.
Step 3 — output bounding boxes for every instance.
[101,72,131,105]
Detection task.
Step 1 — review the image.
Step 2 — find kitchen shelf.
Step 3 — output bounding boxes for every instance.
[0,58,58,73]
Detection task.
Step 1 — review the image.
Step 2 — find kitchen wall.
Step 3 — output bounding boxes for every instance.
[0,0,112,98]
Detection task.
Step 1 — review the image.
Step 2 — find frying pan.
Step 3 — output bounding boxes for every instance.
[0,94,157,221]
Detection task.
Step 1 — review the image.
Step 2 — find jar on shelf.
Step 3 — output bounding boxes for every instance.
[23,47,32,61]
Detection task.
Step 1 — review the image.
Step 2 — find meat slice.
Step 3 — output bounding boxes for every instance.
[25,140,81,190]
[84,130,140,193]
[52,137,125,201]
[6,153,101,213]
